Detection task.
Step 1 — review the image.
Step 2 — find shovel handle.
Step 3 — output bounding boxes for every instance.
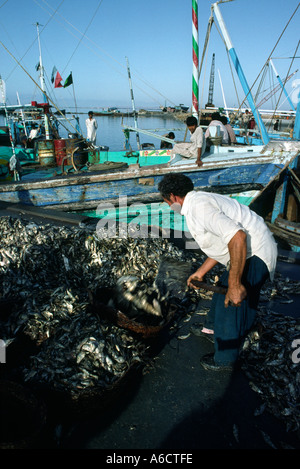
[190,279,227,295]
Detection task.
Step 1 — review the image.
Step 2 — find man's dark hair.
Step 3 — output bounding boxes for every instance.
[158,173,194,200]
[185,116,198,127]
[211,112,221,121]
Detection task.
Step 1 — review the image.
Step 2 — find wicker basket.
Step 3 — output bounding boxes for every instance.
[88,287,177,339]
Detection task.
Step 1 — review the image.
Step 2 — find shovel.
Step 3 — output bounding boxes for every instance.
[155,257,227,299]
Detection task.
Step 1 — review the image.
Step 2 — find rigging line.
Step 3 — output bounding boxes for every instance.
[212,18,241,111]
[237,2,300,111]
[129,66,177,107]
[4,0,65,83]
[0,0,9,8]
[255,61,269,102]
[0,40,82,137]
[37,0,176,106]
[62,0,104,75]
[39,0,125,69]
[226,48,241,110]
[268,40,300,129]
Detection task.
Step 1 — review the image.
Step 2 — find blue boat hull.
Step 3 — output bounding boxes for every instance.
[0,161,288,210]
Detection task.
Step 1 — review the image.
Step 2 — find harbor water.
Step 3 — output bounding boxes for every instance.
[62,113,187,152]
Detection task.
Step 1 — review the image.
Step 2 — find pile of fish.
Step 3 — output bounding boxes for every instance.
[241,278,300,432]
[0,216,205,397]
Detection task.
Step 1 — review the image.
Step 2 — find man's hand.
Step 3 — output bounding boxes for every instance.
[224,284,247,307]
[187,272,204,289]
[196,159,203,167]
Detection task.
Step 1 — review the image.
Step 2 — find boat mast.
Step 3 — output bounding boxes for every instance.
[269,59,296,112]
[126,56,140,150]
[293,90,300,140]
[218,69,229,119]
[192,0,199,118]
[212,1,270,144]
[35,22,50,140]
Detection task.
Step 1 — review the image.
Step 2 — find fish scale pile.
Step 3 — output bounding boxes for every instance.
[241,283,300,432]
[0,216,203,397]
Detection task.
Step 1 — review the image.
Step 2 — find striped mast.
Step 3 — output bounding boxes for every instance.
[212,1,270,144]
[192,0,199,118]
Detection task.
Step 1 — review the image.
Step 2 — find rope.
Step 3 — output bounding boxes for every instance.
[62,0,104,75]
[0,40,83,139]
[237,2,300,112]
[4,0,65,83]
[268,40,300,128]
[37,0,177,108]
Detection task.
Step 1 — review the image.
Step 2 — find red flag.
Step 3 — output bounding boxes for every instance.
[54,71,63,88]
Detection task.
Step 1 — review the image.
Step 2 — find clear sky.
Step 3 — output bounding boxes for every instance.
[0,0,299,112]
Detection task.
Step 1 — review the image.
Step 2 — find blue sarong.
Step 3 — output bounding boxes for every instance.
[204,255,270,365]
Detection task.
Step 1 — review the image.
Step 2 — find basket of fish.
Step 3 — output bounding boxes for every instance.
[88,277,178,339]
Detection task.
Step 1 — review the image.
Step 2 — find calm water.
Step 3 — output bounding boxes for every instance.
[1,110,187,151]
[66,113,187,151]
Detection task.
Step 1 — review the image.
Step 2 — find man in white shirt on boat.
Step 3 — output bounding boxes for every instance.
[169,116,206,167]
[158,173,277,371]
[27,124,41,148]
[85,111,98,145]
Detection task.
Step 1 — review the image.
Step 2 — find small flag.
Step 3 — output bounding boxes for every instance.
[64,72,73,88]
[54,71,63,88]
[51,66,57,83]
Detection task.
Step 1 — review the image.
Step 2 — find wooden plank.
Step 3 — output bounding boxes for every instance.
[0,200,87,225]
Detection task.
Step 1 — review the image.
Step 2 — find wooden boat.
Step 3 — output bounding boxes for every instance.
[251,161,300,252]
[0,141,298,212]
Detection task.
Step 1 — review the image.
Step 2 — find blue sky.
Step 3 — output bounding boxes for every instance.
[0,0,299,112]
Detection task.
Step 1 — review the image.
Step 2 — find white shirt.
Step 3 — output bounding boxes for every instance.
[29,128,39,139]
[86,117,98,143]
[190,126,205,153]
[205,120,229,144]
[181,191,277,280]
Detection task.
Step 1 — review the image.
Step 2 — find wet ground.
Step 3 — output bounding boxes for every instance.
[39,255,300,453]
[0,205,299,454]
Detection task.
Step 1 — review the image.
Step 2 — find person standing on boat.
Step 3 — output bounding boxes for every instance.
[86,111,98,145]
[242,109,250,134]
[248,115,256,136]
[158,173,277,371]
[27,124,40,148]
[170,116,206,167]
